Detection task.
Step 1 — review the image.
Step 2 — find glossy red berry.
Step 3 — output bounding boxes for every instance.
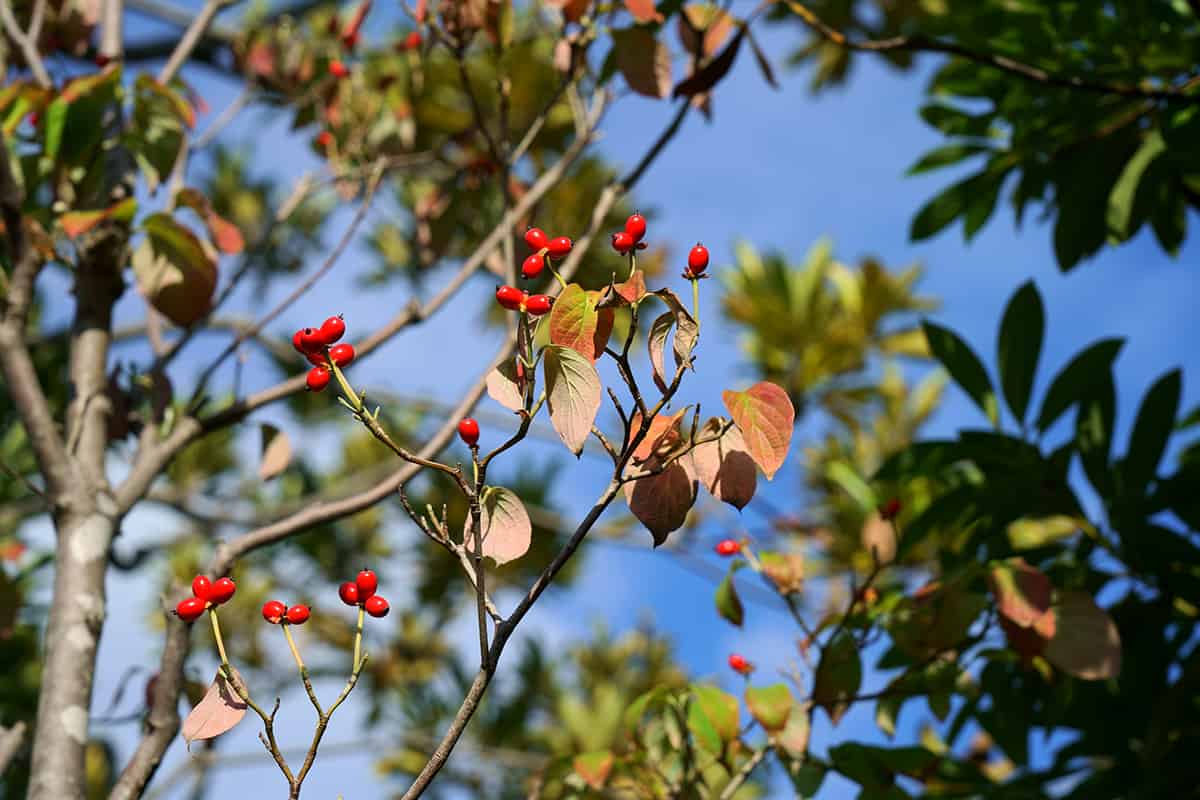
[330,343,355,366]
[496,285,526,311]
[364,595,390,618]
[524,227,549,251]
[521,253,545,279]
[175,597,207,622]
[355,569,378,599]
[687,243,709,277]
[209,577,236,605]
[319,315,346,344]
[880,498,902,521]
[329,59,350,78]
[339,582,360,606]
[191,575,212,600]
[624,212,647,243]
[262,600,287,623]
[546,236,572,258]
[728,653,753,675]
[458,418,480,447]
[611,231,634,254]
[286,605,311,625]
[95,53,112,67]
[306,367,331,392]
[306,351,328,367]
[316,131,333,148]
[714,539,740,557]
[525,294,553,316]
[298,327,326,353]
[403,30,422,50]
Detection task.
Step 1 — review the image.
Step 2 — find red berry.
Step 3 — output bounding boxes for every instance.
[546,236,572,258]
[292,329,309,354]
[329,60,350,78]
[496,285,526,311]
[364,595,390,618]
[306,366,331,392]
[525,294,553,316]
[330,343,356,367]
[521,253,545,279]
[316,131,333,148]
[611,231,634,254]
[286,605,311,625]
[338,582,360,606]
[209,577,236,605]
[524,227,549,251]
[355,569,378,599]
[262,600,287,623]
[458,418,480,447]
[624,212,647,243]
[687,243,709,276]
[404,30,422,51]
[95,53,111,67]
[880,498,902,521]
[728,653,753,675]
[714,539,740,557]
[319,315,346,344]
[298,327,326,353]
[306,351,328,367]
[341,31,360,50]
[191,575,212,600]
[175,597,207,622]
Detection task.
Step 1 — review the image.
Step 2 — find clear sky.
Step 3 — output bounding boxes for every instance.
[33,2,1200,798]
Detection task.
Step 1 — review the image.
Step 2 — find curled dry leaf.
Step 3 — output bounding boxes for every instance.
[690,418,756,509]
[181,667,248,746]
[466,486,532,565]
[258,424,292,481]
[722,382,795,480]
[543,345,602,456]
[759,551,803,594]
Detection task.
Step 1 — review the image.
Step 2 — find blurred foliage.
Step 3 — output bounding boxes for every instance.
[769,0,1200,269]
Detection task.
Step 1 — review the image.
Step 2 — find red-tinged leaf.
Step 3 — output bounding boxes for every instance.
[677,4,734,57]
[258,424,292,481]
[133,214,218,327]
[175,188,245,255]
[546,0,589,22]
[624,0,662,23]
[486,359,525,412]
[746,684,794,732]
[722,382,794,479]
[573,750,613,789]
[674,27,744,98]
[60,66,121,104]
[543,345,602,456]
[690,418,756,509]
[245,41,276,77]
[59,197,137,238]
[988,558,1053,630]
[616,269,647,303]
[624,457,696,545]
[181,668,248,745]
[465,486,532,565]
[549,283,602,360]
[999,616,1049,662]
[629,409,687,462]
[612,27,672,99]
[746,27,778,88]
[812,632,861,726]
[135,75,195,129]
[1044,592,1121,680]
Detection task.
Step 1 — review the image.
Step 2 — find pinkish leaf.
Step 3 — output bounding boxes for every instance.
[543,345,602,456]
[1044,592,1121,680]
[181,668,247,745]
[629,409,687,463]
[466,486,531,566]
[690,418,756,510]
[988,558,1053,630]
[486,359,525,413]
[258,424,292,481]
[722,382,794,480]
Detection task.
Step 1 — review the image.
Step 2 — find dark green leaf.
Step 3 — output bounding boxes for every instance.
[906,144,990,176]
[1122,369,1182,492]
[996,280,1044,423]
[1036,338,1124,432]
[1076,368,1115,495]
[1107,130,1166,240]
[715,571,743,627]
[922,321,998,425]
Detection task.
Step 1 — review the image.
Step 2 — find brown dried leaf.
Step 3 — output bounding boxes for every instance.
[690,419,756,510]
[181,668,248,745]
[612,27,672,99]
[625,458,697,546]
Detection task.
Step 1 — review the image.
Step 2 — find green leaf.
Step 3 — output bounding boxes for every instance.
[812,632,861,725]
[996,281,1044,423]
[715,571,744,627]
[784,759,826,797]
[909,176,970,241]
[922,321,998,425]
[1122,368,1182,492]
[548,283,601,360]
[1036,338,1124,432]
[906,144,990,176]
[132,214,217,326]
[688,684,739,753]
[1076,367,1116,494]
[42,97,69,162]
[745,683,793,732]
[825,460,877,512]
[1107,130,1167,239]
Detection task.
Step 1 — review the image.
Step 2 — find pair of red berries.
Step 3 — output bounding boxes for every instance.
[728,653,754,675]
[495,286,553,316]
[458,418,480,447]
[521,228,573,279]
[611,212,650,255]
[262,601,311,625]
[175,575,237,622]
[293,315,355,392]
[338,569,390,617]
[714,539,740,556]
[685,243,709,278]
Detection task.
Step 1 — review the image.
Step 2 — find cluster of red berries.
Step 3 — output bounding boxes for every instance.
[728,653,754,675]
[520,227,573,279]
[714,538,741,557]
[338,569,390,618]
[175,575,237,622]
[610,212,649,255]
[292,315,355,392]
[458,417,480,447]
[495,286,553,316]
[262,600,311,625]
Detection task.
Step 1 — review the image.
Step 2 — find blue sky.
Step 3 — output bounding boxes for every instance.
[27,2,1200,798]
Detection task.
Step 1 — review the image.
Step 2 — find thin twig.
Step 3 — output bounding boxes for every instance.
[158,0,242,84]
[0,0,52,87]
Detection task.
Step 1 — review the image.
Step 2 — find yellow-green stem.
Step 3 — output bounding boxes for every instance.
[352,605,364,669]
[629,251,637,280]
[209,608,230,667]
[283,624,305,672]
[691,277,700,327]
[328,359,362,412]
[547,262,567,291]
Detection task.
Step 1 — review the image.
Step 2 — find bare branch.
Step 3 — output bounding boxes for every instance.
[0,0,52,87]
[0,722,26,778]
[100,0,124,59]
[157,0,242,85]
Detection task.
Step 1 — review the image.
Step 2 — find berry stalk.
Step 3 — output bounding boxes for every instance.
[691,275,701,327]
[283,624,323,715]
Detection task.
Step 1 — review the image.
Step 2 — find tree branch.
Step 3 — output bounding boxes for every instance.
[157,0,242,85]
[0,0,52,88]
